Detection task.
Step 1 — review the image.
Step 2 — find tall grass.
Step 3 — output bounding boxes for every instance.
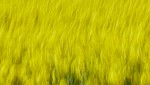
[0,0,150,85]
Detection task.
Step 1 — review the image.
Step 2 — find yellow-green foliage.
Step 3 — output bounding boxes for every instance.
[0,0,150,85]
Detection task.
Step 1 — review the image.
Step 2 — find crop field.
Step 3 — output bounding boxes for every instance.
[0,0,150,85]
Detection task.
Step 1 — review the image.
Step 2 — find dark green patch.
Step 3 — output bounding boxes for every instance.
[124,78,131,85]
[66,72,85,85]
[12,76,22,85]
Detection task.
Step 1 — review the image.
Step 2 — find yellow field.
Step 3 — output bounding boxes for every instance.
[0,0,150,85]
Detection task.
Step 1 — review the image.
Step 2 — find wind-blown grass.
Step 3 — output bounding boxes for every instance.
[0,0,150,85]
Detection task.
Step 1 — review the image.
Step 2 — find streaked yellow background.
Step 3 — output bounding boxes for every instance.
[0,0,150,85]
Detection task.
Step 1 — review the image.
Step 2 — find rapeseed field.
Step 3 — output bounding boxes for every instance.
[0,0,150,85]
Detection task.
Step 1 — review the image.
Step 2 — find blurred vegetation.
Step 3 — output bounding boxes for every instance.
[0,0,150,85]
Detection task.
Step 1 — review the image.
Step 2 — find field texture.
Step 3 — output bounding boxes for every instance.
[0,0,150,85]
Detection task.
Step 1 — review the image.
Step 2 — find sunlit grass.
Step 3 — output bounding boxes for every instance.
[0,0,150,85]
